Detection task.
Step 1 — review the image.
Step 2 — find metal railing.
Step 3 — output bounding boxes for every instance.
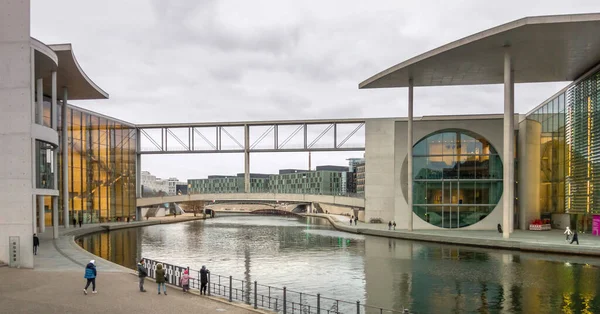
[142,258,409,314]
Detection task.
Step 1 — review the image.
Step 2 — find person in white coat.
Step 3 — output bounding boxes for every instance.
[564,226,573,241]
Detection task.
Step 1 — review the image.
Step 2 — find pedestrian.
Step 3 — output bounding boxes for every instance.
[354,217,358,225]
[200,265,209,295]
[393,221,397,230]
[72,217,77,227]
[78,217,82,228]
[156,264,167,295]
[33,234,40,255]
[83,260,97,295]
[570,230,579,245]
[181,269,190,293]
[564,226,573,241]
[497,223,503,233]
[137,259,147,292]
[388,221,392,230]
[350,218,353,225]
[174,211,177,219]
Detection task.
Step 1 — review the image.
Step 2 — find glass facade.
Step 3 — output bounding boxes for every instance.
[57,105,137,225]
[35,140,56,189]
[526,68,600,231]
[412,130,503,228]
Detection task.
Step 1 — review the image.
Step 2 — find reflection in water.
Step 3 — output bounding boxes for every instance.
[78,216,600,313]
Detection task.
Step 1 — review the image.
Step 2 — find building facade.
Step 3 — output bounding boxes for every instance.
[188,174,270,194]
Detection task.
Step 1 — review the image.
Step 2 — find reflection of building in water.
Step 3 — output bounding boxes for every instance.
[76,229,138,270]
[364,237,413,312]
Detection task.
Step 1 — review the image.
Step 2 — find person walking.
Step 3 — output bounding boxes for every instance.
[200,265,209,295]
[354,217,358,226]
[155,264,167,295]
[388,221,392,230]
[33,234,40,255]
[564,226,573,242]
[181,269,190,293]
[570,230,579,245]
[78,216,82,228]
[83,260,97,295]
[137,259,147,292]
[393,221,397,230]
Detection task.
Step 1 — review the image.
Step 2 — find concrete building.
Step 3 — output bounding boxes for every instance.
[359,13,600,235]
[167,177,186,196]
[140,171,168,195]
[188,173,271,194]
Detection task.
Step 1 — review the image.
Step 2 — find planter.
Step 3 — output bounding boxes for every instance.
[529,224,551,231]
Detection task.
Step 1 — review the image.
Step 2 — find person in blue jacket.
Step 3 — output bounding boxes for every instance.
[83,260,97,295]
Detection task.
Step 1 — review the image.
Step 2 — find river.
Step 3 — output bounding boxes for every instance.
[77,215,600,313]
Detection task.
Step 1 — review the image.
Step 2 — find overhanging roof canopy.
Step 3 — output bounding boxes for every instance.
[45,44,108,100]
[359,13,600,89]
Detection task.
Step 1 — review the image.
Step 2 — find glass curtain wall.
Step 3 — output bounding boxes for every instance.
[413,130,503,228]
[57,105,137,225]
[527,93,566,215]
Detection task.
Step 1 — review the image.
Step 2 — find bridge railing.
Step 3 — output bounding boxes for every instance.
[142,258,409,314]
[140,189,365,199]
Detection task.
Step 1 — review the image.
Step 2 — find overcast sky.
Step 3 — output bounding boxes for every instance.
[31,0,600,181]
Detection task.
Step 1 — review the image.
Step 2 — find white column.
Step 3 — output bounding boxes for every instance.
[503,49,514,239]
[52,196,58,239]
[407,79,414,231]
[38,195,45,234]
[244,124,250,193]
[32,195,37,234]
[36,78,43,124]
[51,71,57,129]
[62,87,69,228]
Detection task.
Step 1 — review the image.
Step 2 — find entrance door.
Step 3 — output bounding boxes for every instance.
[442,182,459,228]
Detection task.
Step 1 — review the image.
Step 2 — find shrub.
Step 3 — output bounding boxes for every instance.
[369,218,383,223]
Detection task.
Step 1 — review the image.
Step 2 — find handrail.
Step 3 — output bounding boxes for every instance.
[142,258,410,314]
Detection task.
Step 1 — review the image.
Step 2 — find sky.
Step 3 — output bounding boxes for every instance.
[31,0,600,181]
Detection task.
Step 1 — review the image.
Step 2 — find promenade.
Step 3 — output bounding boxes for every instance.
[309,214,600,257]
[0,214,266,314]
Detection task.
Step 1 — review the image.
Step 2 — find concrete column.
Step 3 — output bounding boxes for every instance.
[518,119,541,230]
[135,128,141,198]
[407,79,414,231]
[52,196,58,239]
[244,124,250,193]
[36,78,43,124]
[32,195,37,235]
[62,87,69,228]
[502,49,514,239]
[38,195,45,234]
[51,71,57,129]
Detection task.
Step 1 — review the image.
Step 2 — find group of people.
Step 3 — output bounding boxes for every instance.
[388,221,397,230]
[136,259,210,295]
[349,215,358,225]
[564,226,579,245]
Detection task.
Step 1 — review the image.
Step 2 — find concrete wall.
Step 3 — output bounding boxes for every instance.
[364,119,397,223]
[518,119,541,229]
[0,0,34,267]
[392,116,508,230]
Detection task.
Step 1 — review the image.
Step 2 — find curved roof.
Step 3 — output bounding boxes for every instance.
[46,43,108,100]
[359,13,600,89]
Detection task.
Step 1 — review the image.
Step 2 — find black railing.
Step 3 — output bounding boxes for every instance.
[142,258,409,314]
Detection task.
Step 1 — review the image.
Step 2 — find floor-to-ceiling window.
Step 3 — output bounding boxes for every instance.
[413,130,503,228]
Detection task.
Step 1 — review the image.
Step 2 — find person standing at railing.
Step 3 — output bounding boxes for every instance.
[200,265,209,295]
[137,259,148,292]
[181,269,190,293]
[156,264,167,295]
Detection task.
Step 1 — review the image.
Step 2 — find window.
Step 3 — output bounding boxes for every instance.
[36,140,56,189]
[413,130,503,228]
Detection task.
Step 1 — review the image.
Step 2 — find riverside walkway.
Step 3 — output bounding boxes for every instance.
[309,214,600,257]
[0,214,266,314]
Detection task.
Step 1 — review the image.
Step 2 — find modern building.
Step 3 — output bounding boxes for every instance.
[358,13,600,234]
[140,171,168,196]
[167,177,186,195]
[356,161,366,194]
[0,0,136,267]
[268,168,346,195]
[188,173,271,194]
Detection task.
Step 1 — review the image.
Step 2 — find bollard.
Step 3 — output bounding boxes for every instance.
[254,281,258,309]
[197,271,200,292]
[208,272,211,296]
[229,276,233,302]
[317,293,321,314]
[283,287,287,314]
[356,300,360,314]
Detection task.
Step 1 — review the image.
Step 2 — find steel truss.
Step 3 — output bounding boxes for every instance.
[137,119,365,154]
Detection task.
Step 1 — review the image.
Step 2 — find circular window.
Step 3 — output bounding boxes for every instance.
[412,130,502,228]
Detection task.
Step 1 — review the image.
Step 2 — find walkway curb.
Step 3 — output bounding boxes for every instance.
[305,214,600,257]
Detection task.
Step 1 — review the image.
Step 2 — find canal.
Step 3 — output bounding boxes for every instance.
[77,215,600,313]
